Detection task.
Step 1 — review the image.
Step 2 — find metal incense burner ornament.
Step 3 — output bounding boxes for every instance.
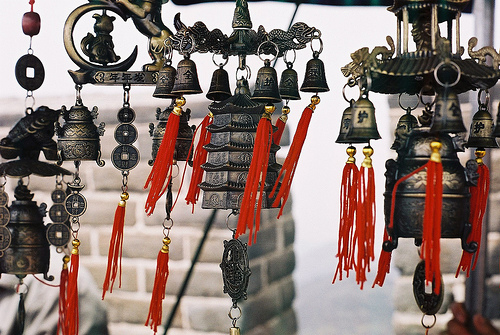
[335,0,500,330]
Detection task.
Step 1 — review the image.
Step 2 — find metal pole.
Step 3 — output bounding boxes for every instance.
[465,0,495,317]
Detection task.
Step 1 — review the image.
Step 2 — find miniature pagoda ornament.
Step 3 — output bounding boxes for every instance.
[335,0,500,331]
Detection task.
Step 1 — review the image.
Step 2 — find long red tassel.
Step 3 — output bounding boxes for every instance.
[354,146,376,289]
[421,141,443,294]
[144,98,185,216]
[456,151,489,277]
[185,112,213,212]
[273,106,290,145]
[58,255,69,335]
[145,237,170,334]
[236,105,275,245]
[271,96,320,218]
[67,239,80,335]
[102,192,128,299]
[333,146,358,283]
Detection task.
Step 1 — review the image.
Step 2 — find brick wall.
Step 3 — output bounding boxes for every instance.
[0,96,297,335]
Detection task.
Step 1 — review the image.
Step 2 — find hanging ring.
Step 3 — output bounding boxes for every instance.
[419,87,436,107]
[310,37,324,55]
[257,40,279,63]
[398,93,420,111]
[421,314,436,329]
[226,211,238,233]
[283,49,296,65]
[236,65,251,81]
[171,163,180,179]
[359,72,372,95]
[162,218,174,237]
[342,81,358,104]
[123,84,131,107]
[477,89,490,107]
[228,305,242,322]
[180,33,196,57]
[15,282,29,295]
[25,93,35,114]
[434,61,461,87]
[212,53,229,68]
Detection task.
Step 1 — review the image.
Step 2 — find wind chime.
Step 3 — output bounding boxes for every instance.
[334,0,500,332]
[56,0,327,334]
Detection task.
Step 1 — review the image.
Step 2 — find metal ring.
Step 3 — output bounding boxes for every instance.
[342,82,358,103]
[421,314,436,329]
[226,211,238,233]
[477,89,490,107]
[228,305,242,321]
[212,53,228,68]
[257,40,279,63]
[310,37,324,55]
[283,49,296,65]
[25,95,35,112]
[398,93,420,111]
[419,87,436,107]
[171,164,180,179]
[123,84,131,107]
[236,65,251,80]
[16,282,29,295]
[434,61,461,87]
[162,218,174,230]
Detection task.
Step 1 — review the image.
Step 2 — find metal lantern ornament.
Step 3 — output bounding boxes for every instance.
[335,0,500,331]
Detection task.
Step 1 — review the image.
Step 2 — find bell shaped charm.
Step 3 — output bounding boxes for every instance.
[153,58,178,99]
[430,87,467,134]
[346,93,381,142]
[252,59,281,103]
[300,52,329,93]
[171,56,203,96]
[466,105,498,148]
[391,108,419,152]
[279,64,300,101]
[206,66,231,102]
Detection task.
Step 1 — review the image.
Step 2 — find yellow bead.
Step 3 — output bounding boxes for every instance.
[121,192,129,201]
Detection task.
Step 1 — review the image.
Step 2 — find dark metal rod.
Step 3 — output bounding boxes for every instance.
[163,209,218,334]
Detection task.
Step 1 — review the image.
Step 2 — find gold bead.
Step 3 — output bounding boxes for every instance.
[163,237,171,245]
[429,141,442,163]
[362,146,374,158]
[264,104,276,118]
[63,255,70,264]
[361,146,373,168]
[175,96,186,107]
[121,192,129,201]
[346,146,356,164]
[281,106,291,115]
[72,239,80,248]
[310,95,321,106]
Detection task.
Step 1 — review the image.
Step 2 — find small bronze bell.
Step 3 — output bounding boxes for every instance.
[300,53,329,93]
[153,59,178,99]
[0,182,50,279]
[279,64,300,101]
[466,105,499,148]
[346,93,381,142]
[252,59,281,103]
[171,56,203,96]
[336,100,365,144]
[206,67,232,101]
[391,109,419,152]
[56,103,105,166]
[430,87,467,134]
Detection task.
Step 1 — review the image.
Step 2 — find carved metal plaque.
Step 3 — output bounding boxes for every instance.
[220,238,251,301]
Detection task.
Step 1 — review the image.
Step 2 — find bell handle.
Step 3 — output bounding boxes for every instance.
[434,61,461,88]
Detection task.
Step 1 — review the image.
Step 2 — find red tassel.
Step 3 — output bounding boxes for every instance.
[273,106,290,145]
[144,98,185,216]
[271,96,320,218]
[145,237,170,334]
[354,146,376,289]
[333,146,358,283]
[102,192,128,299]
[372,230,393,288]
[67,239,80,335]
[456,151,489,277]
[421,141,443,294]
[185,112,213,212]
[236,105,275,245]
[58,255,69,335]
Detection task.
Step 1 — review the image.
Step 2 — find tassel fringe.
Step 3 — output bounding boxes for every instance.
[58,255,70,335]
[67,239,80,335]
[273,106,290,145]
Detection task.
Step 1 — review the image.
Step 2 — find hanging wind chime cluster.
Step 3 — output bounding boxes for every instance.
[0,0,326,335]
[333,0,500,332]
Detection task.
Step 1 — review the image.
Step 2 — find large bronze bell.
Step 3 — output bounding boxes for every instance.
[346,93,381,142]
[300,53,329,93]
[206,67,232,102]
[466,105,498,148]
[56,103,105,166]
[153,59,178,99]
[0,182,50,278]
[252,59,281,103]
[430,87,467,134]
[171,56,203,96]
[148,100,195,165]
[279,64,300,101]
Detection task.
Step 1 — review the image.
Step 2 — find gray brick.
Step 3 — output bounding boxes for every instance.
[145,265,187,295]
[245,308,297,335]
[79,196,134,227]
[247,262,262,296]
[487,233,500,276]
[192,231,226,264]
[240,284,283,330]
[282,216,295,247]
[486,195,500,232]
[77,228,92,256]
[267,247,295,283]
[247,226,277,260]
[186,299,229,333]
[82,258,138,293]
[485,275,500,319]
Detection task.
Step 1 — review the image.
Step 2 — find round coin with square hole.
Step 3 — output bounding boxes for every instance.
[0,226,11,251]
[0,207,10,226]
[115,124,138,144]
[46,223,71,247]
[50,204,69,223]
[0,191,8,207]
[111,145,139,171]
[117,107,136,123]
[51,189,67,204]
[64,193,87,217]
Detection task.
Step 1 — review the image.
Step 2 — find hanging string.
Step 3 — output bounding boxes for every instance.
[58,255,70,335]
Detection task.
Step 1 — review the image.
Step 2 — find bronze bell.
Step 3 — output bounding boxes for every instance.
[252,59,281,103]
[0,182,51,279]
[391,109,419,152]
[346,93,381,142]
[466,105,499,148]
[56,103,105,166]
[206,67,231,101]
[153,59,178,99]
[336,99,365,144]
[300,53,329,93]
[279,64,301,101]
[148,100,195,166]
[430,87,467,134]
[171,56,203,96]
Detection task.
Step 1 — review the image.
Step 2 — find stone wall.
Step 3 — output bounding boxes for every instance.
[0,96,297,335]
